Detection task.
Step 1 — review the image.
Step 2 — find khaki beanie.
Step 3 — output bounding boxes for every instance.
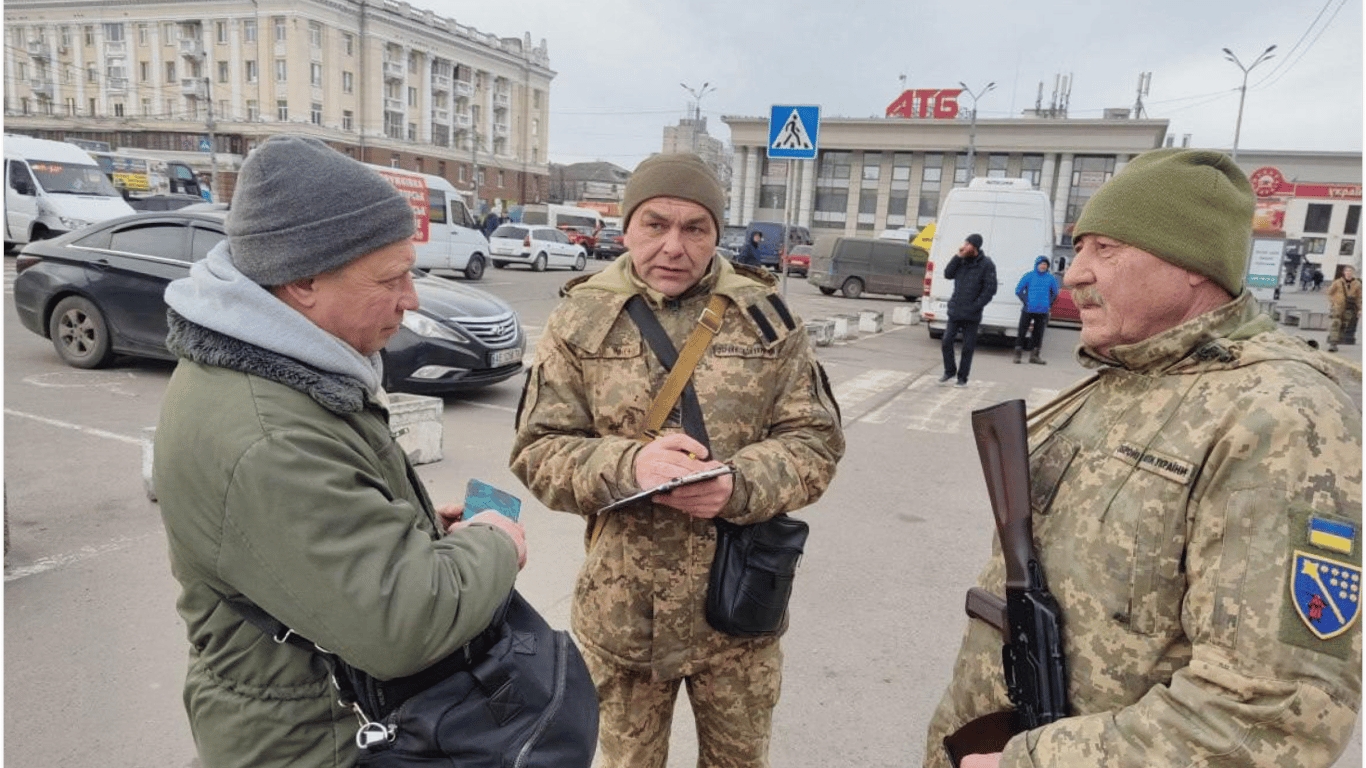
[621,153,726,243]
[227,135,415,286]
[1072,148,1254,296]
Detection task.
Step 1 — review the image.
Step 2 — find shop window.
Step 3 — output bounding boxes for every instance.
[1303,204,1332,233]
[1344,205,1360,235]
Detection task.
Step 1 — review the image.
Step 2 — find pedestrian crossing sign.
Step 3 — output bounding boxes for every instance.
[768,105,820,160]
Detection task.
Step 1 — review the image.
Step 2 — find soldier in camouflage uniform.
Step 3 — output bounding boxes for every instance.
[927,149,1362,768]
[1327,266,1361,352]
[510,153,844,768]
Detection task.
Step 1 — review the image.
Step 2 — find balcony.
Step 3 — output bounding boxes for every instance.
[492,122,508,137]
[384,97,404,113]
[451,112,471,128]
[29,79,53,99]
[454,80,473,98]
[179,38,205,60]
[106,77,128,94]
[432,73,451,92]
[493,92,509,108]
[103,40,126,56]
[432,107,450,123]
[181,78,205,97]
[26,40,49,59]
[383,60,404,82]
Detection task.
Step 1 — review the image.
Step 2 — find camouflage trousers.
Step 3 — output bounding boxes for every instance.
[1328,309,1358,345]
[580,639,783,768]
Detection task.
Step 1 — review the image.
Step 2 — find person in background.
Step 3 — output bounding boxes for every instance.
[1326,265,1361,352]
[510,153,844,768]
[938,233,998,387]
[1012,255,1059,364]
[737,229,764,268]
[153,135,526,768]
[925,148,1361,768]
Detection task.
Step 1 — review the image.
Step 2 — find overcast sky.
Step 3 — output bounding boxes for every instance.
[425,0,1362,171]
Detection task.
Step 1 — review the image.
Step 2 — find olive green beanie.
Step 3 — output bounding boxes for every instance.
[1072,148,1254,296]
[621,153,726,243]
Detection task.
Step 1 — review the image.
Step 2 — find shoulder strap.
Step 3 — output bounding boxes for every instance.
[625,293,728,447]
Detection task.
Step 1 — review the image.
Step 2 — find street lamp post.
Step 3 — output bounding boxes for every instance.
[958,81,995,181]
[679,82,716,152]
[1222,44,1276,162]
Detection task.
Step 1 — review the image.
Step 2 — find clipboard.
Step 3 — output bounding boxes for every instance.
[596,465,735,514]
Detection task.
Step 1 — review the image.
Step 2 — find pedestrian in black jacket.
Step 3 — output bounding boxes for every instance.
[939,233,997,386]
[737,231,764,267]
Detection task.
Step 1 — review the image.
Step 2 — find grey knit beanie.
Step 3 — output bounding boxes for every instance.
[227,135,416,286]
[621,153,726,243]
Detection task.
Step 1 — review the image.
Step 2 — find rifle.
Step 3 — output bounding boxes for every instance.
[943,399,1068,766]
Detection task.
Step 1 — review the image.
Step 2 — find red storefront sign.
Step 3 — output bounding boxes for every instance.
[886,89,963,119]
[1249,166,1361,200]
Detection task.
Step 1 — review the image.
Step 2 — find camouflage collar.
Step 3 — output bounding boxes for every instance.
[1077,291,1268,373]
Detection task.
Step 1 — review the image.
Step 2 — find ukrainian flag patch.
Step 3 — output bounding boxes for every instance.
[1309,516,1355,554]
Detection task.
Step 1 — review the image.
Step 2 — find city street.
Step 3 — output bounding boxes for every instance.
[4,256,1361,767]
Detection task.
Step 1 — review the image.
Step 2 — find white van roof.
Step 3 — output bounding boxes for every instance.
[967,177,1034,190]
[4,134,101,165]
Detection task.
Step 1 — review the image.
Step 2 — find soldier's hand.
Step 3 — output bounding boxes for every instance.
[961,753,1001,768]
[448,511,527,570]
[435,502,463,529]
[655,470,733,519]
[635,433,733,518]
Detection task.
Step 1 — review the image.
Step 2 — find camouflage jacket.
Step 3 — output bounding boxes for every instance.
[926,291,1362,767]
[1328,277,1362,314]
[510,254,844,680]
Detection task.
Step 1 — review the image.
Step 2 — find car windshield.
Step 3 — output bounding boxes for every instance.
[27,160,122,197]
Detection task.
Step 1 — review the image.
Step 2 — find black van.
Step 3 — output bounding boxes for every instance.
[743,221,812,270]
[807,236,927,300]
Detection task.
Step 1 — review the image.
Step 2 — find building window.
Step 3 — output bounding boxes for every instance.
[1340,239,1356,257]
[273,17,286,43]
[215,21,228,44]
[243,19,257,43]
[1304,237,1326,255]
[1346,205,1361,235]
[1064,156,1116,240]
[308,21,322,48]
[217,61,229,83]
[311,102,322,124]
[311,63,322,86]
[342,71,354,93]
[276,99,288,121]
[87,64,98,83]
[862,153,882,183]
[84,26,94,46]
[67,97,78,115]
[137,24,149,46]
[919,154,944,225]
[140,97,151,116]
[246,99,259,121]
[408,87,417,107]
[245,60,258,82]
[165,61,176,83]
[103,22,124,42]
[162,23,176,44]
[275,59,286,82]
[112,102,124,117]
[342,110,353,131]
[1304,204,1333,233]
[408,122,417,141]
[1021,154,1044,189]
[953,153,969,185]
[759,184,785,209]
[140,61,151,82]
[987,153,1009,178]
[343,33,354,56]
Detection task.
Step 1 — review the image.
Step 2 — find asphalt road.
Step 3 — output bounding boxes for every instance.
[4,256,1361,767]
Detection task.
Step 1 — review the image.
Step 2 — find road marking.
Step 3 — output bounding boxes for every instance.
[4,532,159,582]
[832,369,916,421]
[4,408,146,446]
[461,400,517,413]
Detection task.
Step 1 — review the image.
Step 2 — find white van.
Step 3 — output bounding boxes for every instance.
[4,134,136,249]
[371,165,490,280]
[920,178,1056,339]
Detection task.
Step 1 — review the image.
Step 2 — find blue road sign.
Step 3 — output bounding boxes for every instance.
[768,105,820,160]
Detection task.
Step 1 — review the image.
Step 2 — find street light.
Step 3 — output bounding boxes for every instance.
[1222,44,1276,162]
[958,81,995,180]
[680,82,716,152]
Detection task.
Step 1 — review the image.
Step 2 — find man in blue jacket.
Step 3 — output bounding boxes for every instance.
[939,233,998,387]
[1013,255,1060,364]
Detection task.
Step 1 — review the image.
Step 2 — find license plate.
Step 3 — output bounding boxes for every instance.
[490,346,522,367]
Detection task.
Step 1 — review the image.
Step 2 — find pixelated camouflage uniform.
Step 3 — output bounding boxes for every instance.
[510,253,844,766]
[1327,275,1361,346]
[926,290,1362,767]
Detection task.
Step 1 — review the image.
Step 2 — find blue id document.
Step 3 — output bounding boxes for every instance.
[464,479,522,522]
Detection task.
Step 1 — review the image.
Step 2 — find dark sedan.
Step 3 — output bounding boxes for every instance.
[12,211,525,393]
[593,227,626,260]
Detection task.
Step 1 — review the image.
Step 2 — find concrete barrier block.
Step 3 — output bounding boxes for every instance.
[858,310,884,333]
[805,319,835,347]
[1301,311,1329,331]
[831,314,859,340]
[389,393,444,465]
[892,306,921,325]
[142,427,157,502]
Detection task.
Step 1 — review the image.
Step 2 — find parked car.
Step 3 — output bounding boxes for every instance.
[488,224,588,271]
[125,193,206,211]
[558,225,598,257]
[720,225,748,253]
[782,244,813,276]
[743,221,813,270]
[807,236,926,300]
[594,227,626,259]
[1049,286,1082,327]
[11,210,525,393]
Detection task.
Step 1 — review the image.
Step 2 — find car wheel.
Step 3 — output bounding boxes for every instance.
[49,295,114,369]
[819,287,836,296]
[573,253,586,271]
[463,254,486,281]
[532,253,548,272]
[928,326,944,340]
[841,277,864,299]
[492,260,507,269]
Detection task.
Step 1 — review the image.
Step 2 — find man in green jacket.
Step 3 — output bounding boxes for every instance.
[510,153,845,768]
[154,135,526,768]
[927,149,1361,767]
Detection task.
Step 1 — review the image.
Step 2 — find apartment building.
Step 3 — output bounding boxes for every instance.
[3,0,555,210]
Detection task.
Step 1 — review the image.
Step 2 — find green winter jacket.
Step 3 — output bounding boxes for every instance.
[510,254,844,680]
[925,291,1362,767]
[154,314,519,768]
